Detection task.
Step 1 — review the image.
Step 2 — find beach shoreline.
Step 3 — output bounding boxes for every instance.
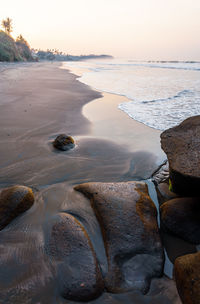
[0,61,165,188]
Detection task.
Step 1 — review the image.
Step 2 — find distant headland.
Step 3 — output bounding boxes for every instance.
[34,50,113,62]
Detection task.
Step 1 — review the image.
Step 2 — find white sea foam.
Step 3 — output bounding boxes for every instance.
[64,59,200,130]
[119,89,200,130]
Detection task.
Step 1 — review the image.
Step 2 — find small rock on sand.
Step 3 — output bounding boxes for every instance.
[53,134,75,151]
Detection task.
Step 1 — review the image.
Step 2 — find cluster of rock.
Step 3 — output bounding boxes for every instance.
[0,181,164,302]
[1,117,200,303]
[43,180,165,301]
[154,116,200,304]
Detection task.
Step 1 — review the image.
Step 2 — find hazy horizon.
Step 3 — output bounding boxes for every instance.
[1,0,200,60]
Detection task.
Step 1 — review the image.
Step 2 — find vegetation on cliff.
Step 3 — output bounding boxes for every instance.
[16,35,33,61]
[0,18,33,62]
[0,30,21,61]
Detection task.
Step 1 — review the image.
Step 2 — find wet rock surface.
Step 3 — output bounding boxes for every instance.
[151,161,179,206]
[151,160,169,185]
[160,197,200,244]
[45,212,104,302]
[0,185,34,230]
[53,134,75,151]
[75,181,164,294]
[174,252,200,304]
[161,115,200,196]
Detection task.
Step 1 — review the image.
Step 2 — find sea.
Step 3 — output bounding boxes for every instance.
[64,58,200,131]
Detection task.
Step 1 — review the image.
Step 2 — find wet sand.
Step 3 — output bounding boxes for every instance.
[0,62,181,303]
[83,92,165,158]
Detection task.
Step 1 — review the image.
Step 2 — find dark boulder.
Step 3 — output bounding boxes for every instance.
[160,197,200,244]
[53,134,75,151]
[45,213,104,302]
[156,182,179,205]
[74,181,164,294]
[161,116,200,196]
[0,185,34,230]
[174,252,200,304]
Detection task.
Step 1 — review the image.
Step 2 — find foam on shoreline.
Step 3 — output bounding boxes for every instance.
[64,59,200,131]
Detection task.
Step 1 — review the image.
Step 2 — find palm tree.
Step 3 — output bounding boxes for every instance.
[1,18,13,35]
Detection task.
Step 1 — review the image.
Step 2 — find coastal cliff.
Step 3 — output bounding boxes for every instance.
[0,30,33,62]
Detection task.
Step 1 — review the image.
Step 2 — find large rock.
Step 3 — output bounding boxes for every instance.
[160,197,200,244]
[161,116,200,196]
[0,185,34,230]
[174,252,200,304]
[45,213,104,302]
[53,134,75,151]
[74,181,164,294]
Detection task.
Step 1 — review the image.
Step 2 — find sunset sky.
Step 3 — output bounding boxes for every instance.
[1,0,200,60]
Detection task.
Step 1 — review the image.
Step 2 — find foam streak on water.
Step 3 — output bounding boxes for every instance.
[64,59,200,130]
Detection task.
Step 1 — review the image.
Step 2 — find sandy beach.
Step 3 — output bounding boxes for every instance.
[0,62,181,303]
[0,61,166,189]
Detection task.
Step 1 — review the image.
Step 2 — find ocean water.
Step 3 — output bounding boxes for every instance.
[64,59,200,131]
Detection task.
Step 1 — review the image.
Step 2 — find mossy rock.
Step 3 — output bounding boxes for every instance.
[0,185,34,230]
[53,134,75,151]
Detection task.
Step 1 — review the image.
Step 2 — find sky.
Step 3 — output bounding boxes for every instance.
[1,0,200,60]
